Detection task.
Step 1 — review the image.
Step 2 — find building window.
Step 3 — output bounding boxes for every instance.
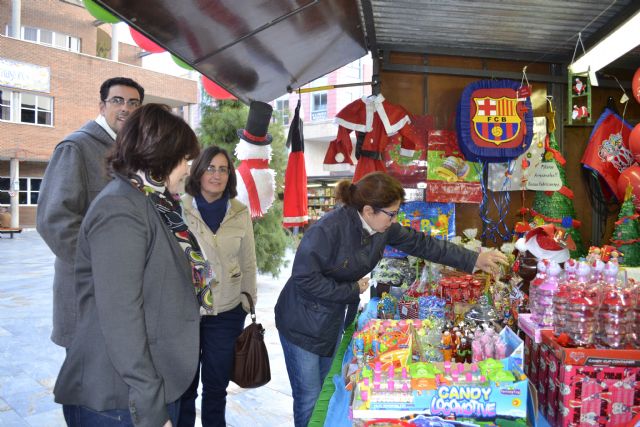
[311,92,327,121]
[6,25,81,52]
[0,177,41,205]
[0,88,53,126]
[20,92,53,125]
[0,89,11,121]
[274,99,290,125]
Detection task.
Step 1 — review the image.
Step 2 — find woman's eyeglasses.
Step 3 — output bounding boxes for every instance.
[205,165,230,175]
[375,208,399,218]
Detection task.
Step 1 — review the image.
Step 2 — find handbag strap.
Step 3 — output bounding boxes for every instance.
[241,291,257,323]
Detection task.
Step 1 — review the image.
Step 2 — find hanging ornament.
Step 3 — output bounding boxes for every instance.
[83,0,120,24]
[171,54,193,70]
[632,67,640,105]
[630,123,640,164]
[129,27,164,53]
[201,76,236,100]
[456,78,533,242]
[617,164,640,211]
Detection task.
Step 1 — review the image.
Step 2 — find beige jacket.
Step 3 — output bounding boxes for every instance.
[182,194,257,315]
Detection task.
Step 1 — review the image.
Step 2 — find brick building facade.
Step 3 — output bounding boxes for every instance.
[0,0,198,226]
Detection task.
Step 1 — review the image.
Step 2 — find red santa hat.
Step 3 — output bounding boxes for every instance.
[515,224,575,263]
[323,127,354,171]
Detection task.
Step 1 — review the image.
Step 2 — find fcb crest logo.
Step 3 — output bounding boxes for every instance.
[472,97,521,145]
[456,79,533,163]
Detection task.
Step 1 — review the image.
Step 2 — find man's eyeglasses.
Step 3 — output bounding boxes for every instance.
[375,208,399,218]
[104,97,141,108]
[205,165,230,175]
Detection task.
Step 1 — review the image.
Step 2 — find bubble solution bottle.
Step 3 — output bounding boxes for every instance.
[595,262,632,349]
[553,259,576,336]
[531,261,560,328]
[565,262,597,347]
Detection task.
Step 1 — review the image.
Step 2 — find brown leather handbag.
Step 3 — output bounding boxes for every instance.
[231,292,271,388]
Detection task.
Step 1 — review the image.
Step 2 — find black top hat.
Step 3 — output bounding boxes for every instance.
[237,101,273,145]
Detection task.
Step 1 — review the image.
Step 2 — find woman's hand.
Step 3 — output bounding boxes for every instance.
[475,249,509,275]
[357,277,370,294]
[163,421,173,427]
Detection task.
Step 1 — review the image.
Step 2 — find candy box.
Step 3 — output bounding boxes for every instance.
[551,362,639,426]
[352,358,529,424]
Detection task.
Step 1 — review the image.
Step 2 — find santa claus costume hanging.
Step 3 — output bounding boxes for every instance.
[235,101,276,218]
[323,94,421,182]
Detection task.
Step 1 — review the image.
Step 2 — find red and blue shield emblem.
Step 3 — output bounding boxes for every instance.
[457,80,533,162]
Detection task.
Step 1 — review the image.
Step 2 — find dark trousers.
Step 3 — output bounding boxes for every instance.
[63,401,179,426]
[178,304,247,427]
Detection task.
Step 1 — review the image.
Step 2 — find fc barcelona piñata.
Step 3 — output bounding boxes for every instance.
[456,79,533,163]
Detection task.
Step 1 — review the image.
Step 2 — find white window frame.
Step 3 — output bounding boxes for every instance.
[0,176,42,206]
[5,25,81,52]
[311,92,328,121]
[0,88,53,127]
[275,99,290,125]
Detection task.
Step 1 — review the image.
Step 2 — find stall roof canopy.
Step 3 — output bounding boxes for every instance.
[99,0,640,103]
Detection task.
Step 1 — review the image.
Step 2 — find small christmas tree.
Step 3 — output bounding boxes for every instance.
[528,133,586,258]
[610,186,640,266]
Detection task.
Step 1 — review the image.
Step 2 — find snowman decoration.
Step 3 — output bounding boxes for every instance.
[235,101,276,218]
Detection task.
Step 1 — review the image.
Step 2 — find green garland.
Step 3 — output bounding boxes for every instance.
[308,319,356,426]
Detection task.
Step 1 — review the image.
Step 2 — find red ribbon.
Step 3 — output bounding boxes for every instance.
[544,135,566,166]
[236,161,263,217]
[242,130,268,143]
[242,159,269,169]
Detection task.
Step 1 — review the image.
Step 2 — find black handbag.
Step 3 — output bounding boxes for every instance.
[231,292,271,388]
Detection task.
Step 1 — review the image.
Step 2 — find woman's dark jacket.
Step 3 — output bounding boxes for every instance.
[275,206,479,357]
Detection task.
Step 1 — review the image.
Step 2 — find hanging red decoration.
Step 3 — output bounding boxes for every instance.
[632,67,640,105]
[617,164,640,210]
[129,27,165,53]
[201,76,236,100]
[629,123,640,164]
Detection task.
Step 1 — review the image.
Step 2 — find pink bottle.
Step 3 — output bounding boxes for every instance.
[553,260,573,336]
[531,261,560,327]
[596,263,631,349]
[565,262,597,347]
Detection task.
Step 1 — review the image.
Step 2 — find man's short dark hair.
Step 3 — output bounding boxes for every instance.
[100,77,145,102]
[107,104,200,182]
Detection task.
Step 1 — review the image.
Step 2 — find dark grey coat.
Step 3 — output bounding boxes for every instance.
[36,120,113,348]
[275,206,478,357]
[53,175,200,427]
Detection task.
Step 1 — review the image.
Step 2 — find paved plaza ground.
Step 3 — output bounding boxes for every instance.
[0,230,294,426]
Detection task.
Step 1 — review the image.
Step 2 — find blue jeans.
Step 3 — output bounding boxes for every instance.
[178,304,247,427]
[63,401,179,426]
[279,331,342,427]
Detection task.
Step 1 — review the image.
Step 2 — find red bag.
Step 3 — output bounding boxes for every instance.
[230,292,271,388]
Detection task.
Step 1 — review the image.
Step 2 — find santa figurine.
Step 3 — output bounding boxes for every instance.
[573,77,585,95]
[235,101,276,218]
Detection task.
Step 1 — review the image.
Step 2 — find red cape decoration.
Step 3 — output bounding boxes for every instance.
[283,100,308,228]
[581,108,635,201]
[456,80,533,162]
[323,94,421,182]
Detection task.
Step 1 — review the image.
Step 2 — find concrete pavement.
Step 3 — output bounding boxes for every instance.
[0,230,294,426]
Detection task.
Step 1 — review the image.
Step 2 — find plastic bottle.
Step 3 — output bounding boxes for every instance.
[595,262,631,349]
[531,261,560,327]
[553,261,573,336]
[564,262,597,347]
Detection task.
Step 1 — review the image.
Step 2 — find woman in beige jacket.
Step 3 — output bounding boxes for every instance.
[177,146,257,427]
